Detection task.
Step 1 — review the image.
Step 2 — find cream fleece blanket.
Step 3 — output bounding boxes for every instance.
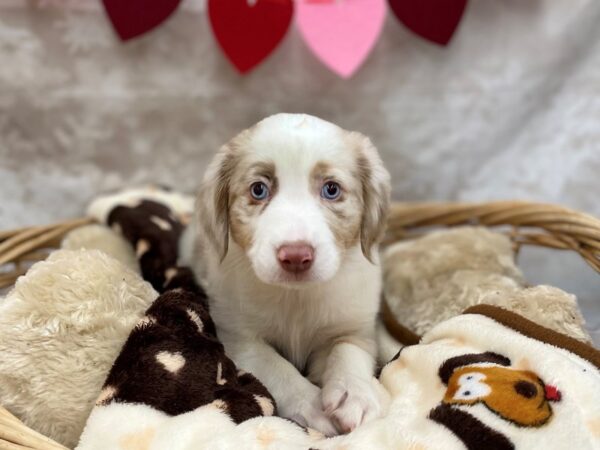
[78,305,600,450]
[74,189,600,450]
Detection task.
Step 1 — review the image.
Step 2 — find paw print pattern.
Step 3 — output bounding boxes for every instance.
[94,190,281,425]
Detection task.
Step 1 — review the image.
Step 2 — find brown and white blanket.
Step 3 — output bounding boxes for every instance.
[77,189,600,450]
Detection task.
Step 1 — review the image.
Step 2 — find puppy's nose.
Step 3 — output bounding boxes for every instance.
[277,243,314,273]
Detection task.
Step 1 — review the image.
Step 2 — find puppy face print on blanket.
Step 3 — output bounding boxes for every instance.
[77,188,600,450]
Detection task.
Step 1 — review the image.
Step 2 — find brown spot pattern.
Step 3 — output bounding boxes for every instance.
[99,193,280,426]
[119,427,156,450]
[429,404,514,450]
[348,133,390,262]
[228,159,278,251]
[438,352,511,385]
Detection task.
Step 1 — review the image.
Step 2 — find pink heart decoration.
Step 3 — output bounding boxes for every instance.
[388,0,468,46]
[102,0,182,41]
[297,0,387,79]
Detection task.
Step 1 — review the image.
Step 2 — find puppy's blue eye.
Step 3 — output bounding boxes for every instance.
[250,182,269,200]
[321,182,341,200]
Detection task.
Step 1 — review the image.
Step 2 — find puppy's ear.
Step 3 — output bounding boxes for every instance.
[196,144,238,261]
[353,133,391,263]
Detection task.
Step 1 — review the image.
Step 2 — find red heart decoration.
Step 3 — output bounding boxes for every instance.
[388,0,468,46]
[208,0,294,74]
[102,0,182,41]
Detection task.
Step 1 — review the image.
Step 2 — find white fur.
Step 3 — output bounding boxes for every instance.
[0,249,157,447]
[182,114,390,434]
[248,193,341,286]
[244,115,356,285]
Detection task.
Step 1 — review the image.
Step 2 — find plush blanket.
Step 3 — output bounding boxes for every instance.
[77,189,600,450]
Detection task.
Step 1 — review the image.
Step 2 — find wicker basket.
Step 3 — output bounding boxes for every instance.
[0,200,599,449]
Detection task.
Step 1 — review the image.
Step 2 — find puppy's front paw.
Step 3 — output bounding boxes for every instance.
[281,386,338,437]
[321,375,383,433]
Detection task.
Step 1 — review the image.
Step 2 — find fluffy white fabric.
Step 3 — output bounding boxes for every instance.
[0,249,157,447]
[78,313,600,449]
[62,224,140,273]
[382,227,590,342]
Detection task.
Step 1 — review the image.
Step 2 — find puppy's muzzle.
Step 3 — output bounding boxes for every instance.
[277,243,314,273]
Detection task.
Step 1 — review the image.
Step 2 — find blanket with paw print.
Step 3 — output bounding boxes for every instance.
[77,188,600,450]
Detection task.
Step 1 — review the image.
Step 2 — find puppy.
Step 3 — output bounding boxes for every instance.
[181,113,390,435]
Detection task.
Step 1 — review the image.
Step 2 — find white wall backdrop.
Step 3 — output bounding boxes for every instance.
[1,0,599,342]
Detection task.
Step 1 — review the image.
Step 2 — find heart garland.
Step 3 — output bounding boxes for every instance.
[100,0,469,75]
[388,0,468,46]
[208,0,294,74]
[102,0,182,41]
[297,0,386,78]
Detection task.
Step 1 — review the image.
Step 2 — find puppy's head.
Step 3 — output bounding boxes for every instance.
[197,113,390,287]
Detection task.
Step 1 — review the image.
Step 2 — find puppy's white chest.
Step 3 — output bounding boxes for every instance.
[212,287,335,369]
[210,265,380,371]
[259,298,333,369]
